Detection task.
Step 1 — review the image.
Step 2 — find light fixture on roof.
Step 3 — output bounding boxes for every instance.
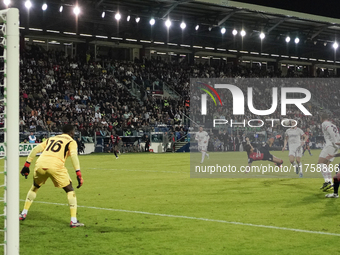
[25,0,32,9]
[115,13,121,21]
[42,3,47,11]
[333,42,338,50]
[165,19,171,28]
[285,36,290,43]
[127,15,130,22]
[221,27,226,34]
[324,42,327,46]
[3,0,10,7]
[208,26,212,31]
[294,37,300,44]
[195,25,199,31]
[59,5,63,12]
[232,29,237,35]
[149,18,155,26]
[180,22,186,29]
[240,30,246,37]
[259,32,265,40]
[102,12,105,18]
[73,6,80,16]
[135,17,140,23]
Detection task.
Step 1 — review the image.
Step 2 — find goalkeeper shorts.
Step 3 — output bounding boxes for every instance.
[33,166,72,188]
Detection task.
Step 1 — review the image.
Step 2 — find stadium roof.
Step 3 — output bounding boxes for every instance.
[15,0,340,61]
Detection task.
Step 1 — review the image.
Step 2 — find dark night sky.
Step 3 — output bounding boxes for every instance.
[235,0,340,19]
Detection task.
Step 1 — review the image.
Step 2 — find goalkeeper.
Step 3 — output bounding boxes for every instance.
[19,124,85,228]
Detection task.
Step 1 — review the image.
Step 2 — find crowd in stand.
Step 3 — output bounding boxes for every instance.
[18,44,340,149]
[19,45,188,143]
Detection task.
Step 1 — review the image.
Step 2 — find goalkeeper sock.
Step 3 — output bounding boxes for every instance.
[67,191,77,223]
[333,176,339,194]
[23,185,38,213]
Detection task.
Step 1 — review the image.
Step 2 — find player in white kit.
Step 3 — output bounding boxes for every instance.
[318,113,339,191]
[282,122,308,177]
[195,126,210,163]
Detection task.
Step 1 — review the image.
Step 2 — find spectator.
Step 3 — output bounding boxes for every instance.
[144,135,150,152]
[235,135,241,151]
[229,134,235,151]
[170,132,175,152]
[29,122,36,131]
[125,129,132,136]
[28,132,36,143]
[163,132,169,152]
[42,135,48,143]
[222,131,229,151]
[77,137,85,154]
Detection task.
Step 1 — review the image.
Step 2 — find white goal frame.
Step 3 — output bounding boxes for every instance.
[2,8,19,255]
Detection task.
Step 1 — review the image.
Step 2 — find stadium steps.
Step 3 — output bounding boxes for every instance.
[175,141,189,152]
[119,82,144,106]
[163,83,182,100]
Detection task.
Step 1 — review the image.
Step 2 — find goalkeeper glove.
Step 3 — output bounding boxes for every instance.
[20,161,30,179]
[76,170,83,189]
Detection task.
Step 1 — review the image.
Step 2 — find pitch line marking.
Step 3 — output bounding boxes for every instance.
[27,200,340,237]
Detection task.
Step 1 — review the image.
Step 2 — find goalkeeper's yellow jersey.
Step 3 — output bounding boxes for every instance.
[26,134,80,170]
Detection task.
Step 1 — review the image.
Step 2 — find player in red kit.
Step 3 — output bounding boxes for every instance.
[302,127,313,156]
[110,133,120,159]
[244,137,283,172]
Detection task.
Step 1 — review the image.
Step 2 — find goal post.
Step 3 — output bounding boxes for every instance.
[3,8,19,255]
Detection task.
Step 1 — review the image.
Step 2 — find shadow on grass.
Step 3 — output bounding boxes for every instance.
[20,210,70,228]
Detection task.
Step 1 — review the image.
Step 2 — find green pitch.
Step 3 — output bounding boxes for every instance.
[3,151,340,254]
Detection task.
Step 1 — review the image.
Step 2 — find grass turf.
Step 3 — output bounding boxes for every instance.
[2,150,340,254]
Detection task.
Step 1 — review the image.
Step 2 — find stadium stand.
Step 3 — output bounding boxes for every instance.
[17,43,340,153]
[18,45,191,146]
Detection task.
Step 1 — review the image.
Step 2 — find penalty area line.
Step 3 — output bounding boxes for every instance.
[27,200,340,237]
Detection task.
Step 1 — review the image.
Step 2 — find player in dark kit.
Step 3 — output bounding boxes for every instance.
[325,152,340,198]
[244,137,283,172]
[302,127,313,156]
[110,133,120,159]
